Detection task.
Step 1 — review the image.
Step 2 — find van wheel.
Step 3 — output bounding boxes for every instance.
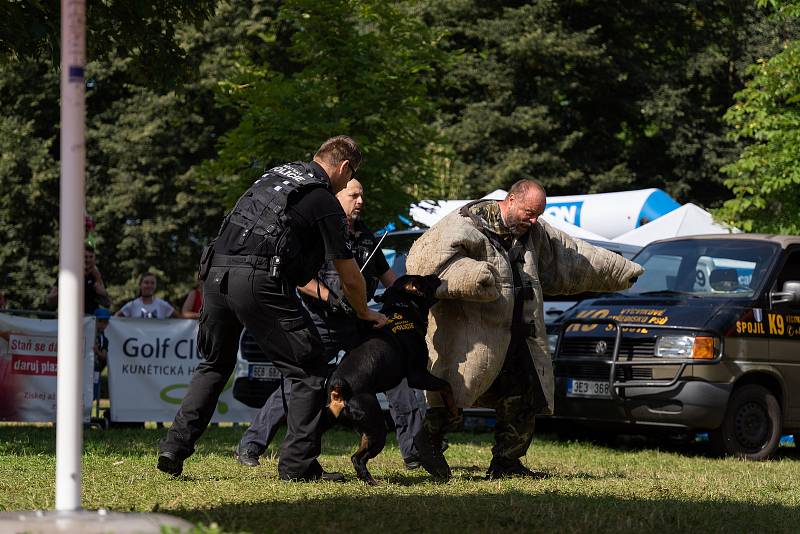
[710,384,781,460]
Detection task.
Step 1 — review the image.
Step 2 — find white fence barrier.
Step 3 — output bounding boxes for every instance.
[106,318,257,422]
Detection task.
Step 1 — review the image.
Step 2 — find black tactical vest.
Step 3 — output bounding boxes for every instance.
[316,222,381,302]
[224,162,328,268]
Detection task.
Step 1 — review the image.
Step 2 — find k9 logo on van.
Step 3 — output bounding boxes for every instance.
[735,310,800,338]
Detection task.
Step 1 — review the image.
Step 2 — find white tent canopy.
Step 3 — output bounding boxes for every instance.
[540,214,608,240]
[409,189,507,228]
[409,187,680,239]
[409,189,608,241]
[612,203,738,246]
[408,190,736,246]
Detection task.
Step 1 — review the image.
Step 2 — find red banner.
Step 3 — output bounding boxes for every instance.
[11,355,58,376]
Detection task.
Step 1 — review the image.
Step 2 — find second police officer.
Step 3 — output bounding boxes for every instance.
[157,136,387,481]
[235,178,425,469]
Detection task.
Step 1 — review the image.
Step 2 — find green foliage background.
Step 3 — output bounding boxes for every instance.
[0,0,799,309]
[423,0,798,205]
[718,0,800,233]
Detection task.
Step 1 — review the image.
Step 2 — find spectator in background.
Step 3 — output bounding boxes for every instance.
[0,290,6,310]
[93,308,111,372]
[92,307,111,419]
[47,244,112,314]
[180,281,203,319]
[116,272,175,319]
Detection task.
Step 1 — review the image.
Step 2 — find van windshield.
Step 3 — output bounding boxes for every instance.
[623,239,779,298]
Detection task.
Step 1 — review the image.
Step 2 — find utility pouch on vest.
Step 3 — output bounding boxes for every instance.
[198,244,215,281]
[269,255,282,278]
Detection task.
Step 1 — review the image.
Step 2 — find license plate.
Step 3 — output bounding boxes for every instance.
[567,378,611,398]
[248,364,281,381]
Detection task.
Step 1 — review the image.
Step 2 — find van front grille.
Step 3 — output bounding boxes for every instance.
[555,363,653,381]
[558,337,656,359]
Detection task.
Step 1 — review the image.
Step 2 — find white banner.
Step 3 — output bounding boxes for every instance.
[0,313,94,422]
[106,318,258,422]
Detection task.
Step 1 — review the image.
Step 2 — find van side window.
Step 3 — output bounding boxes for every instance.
[775,250,800,310]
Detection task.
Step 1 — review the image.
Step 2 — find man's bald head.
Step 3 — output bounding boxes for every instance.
[498,179,547,238]
[336,179,365,225]
[507,179,546,200]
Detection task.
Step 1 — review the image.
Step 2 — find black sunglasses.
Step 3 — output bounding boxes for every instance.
[347,160,358,179]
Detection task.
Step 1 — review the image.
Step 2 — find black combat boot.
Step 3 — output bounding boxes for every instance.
[485,457,549,480]
[279,460,346,482]
[235,444,262,467]
[157,451,184,477]
[403,453,421,470]
[413,427,451,480]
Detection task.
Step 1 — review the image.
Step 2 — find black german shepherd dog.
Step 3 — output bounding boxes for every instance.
[326,274,457,485]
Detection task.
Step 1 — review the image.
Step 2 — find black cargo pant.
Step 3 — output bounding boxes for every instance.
[160,263,329,479]
[238,315,423,461]
[423,333,543,461]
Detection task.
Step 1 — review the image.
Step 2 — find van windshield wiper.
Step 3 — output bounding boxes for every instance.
[637,290,699,298]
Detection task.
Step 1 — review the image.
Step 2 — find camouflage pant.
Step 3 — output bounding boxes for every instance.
[423,337,542,461]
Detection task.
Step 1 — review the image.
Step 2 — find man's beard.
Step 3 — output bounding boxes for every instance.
[505,215,529,237]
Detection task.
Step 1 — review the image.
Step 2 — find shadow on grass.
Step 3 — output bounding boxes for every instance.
[167,491,800,533]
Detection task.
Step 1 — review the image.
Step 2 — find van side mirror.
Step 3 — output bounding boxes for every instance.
[770,281,800,306]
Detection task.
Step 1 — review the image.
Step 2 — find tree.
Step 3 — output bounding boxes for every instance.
[204,0,442,227]
[0,2,262,309]
[718,1,800,233]
[84,1,279,305]
[422,0,798,206]
[0,100,60,308]
[0,0,216,86]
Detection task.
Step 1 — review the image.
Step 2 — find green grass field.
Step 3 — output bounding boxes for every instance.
[2,424,800,533]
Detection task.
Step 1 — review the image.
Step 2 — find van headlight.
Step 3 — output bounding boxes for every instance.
[547,334,559,356]
[655,335,715,359]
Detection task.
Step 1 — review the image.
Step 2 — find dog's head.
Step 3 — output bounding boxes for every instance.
[375,274,441,318]
[327,380,351,419]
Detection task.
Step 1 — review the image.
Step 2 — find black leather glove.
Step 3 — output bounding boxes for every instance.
[326,291,354,316]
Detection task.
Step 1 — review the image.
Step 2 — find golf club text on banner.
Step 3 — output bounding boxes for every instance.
[106,318,257,422]
[0,313,94,422]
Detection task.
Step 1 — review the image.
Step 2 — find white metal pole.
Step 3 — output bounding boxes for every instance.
[56,0,86,512]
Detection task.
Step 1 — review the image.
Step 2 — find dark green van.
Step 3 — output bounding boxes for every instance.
[550,234,800,459]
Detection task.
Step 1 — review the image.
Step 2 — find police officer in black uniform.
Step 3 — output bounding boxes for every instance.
[235,179,424,468]
[157,136,387,481]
